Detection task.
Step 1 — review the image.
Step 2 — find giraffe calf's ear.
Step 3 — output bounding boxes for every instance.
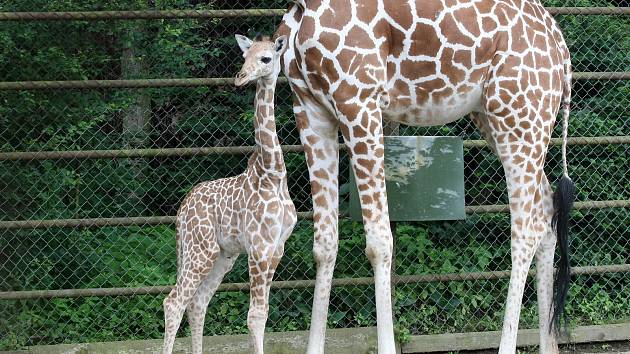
[235,34,253,54]
[275,35,288,55]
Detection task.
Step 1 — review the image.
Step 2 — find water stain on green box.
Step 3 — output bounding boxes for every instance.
[349,136,465,222]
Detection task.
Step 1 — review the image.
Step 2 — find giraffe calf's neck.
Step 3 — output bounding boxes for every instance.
[252,77,285,178]
[162,34,296,354]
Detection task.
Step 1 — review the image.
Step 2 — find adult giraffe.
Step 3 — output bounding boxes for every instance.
[275,0,575,353]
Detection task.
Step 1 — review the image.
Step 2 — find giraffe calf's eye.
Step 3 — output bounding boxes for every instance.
[261,57,272,64]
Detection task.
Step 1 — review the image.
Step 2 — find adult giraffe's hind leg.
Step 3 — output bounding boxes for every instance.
[293,99,340,354]
[495,131,548,354]
[487,110,556,354]
[535,174,559,354]
[186,253,239,354]
[472,111,558,352]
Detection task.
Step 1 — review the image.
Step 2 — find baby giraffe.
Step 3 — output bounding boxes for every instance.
[162,34,296,354]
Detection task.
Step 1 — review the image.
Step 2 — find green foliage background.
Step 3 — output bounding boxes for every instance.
[0,0,628,350]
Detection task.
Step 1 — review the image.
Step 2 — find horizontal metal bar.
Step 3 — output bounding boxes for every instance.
[464,136,630,149]
[0,77,238,90]
[547,7,630,15]
[2,136,628,161]
[0,72,626,91]
[0,7,627,22]
[1,264,627,300]
[0,9,286,21]
[0,200,627,229]
[0,144,304,161]
[571,72,630,80]
[464,200,629,214]
[0,216,177,229]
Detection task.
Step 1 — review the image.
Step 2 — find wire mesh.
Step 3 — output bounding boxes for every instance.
[0,0,628,350]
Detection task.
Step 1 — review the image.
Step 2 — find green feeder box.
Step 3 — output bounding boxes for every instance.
[349,136,465,222]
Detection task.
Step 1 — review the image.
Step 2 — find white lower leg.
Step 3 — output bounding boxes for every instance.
[162,290,187,354]
[366,222,396,354]
[248,310,267,354]
[536,236,559,354]
[498,238,537,354]
[536,175,560,354]
[307,243,337,354]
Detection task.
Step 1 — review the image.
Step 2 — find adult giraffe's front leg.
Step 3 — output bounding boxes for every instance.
[294,101,340,354]
[337,94,396,354]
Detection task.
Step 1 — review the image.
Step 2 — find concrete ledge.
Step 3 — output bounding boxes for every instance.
[6,323,629,354]
[402,323,630,353]
[18,327,380,354]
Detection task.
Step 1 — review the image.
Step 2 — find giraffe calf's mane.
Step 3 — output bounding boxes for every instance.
[254,34,271,42]
[162,34,297,354]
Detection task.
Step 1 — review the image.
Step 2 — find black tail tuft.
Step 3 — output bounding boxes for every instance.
[551,175,575,334]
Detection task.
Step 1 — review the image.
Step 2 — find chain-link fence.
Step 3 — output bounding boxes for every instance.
[0,0,628,351]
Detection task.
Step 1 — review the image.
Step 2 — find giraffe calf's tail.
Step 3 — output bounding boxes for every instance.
[551,58,576,334]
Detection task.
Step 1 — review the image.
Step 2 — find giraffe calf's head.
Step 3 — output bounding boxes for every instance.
[234,34,287,87]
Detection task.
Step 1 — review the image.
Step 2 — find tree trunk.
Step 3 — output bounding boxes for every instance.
[121,26,150,214]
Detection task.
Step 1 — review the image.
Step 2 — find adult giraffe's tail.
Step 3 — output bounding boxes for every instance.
[551,57,575,333]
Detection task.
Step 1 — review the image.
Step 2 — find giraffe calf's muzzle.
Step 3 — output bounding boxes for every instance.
[234,71,250,87]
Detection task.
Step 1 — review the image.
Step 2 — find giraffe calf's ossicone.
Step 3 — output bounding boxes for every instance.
[162,34,296,354]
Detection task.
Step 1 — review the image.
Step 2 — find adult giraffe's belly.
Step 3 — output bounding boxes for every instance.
[377,0,496,126]
[382,82,484,127]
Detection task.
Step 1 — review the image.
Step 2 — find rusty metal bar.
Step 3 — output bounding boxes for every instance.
[0,9,286,21]
[0,7,627,21]
[0,72,626,91]
[1,136,628,162]
[464,200,629,214]
[0,212,304,229]
[547,7,630,15]
[0,200,627,229]
[0,77,237,90]
[0,144,302,161]
[572,72,630,80]
[1,264,627,300]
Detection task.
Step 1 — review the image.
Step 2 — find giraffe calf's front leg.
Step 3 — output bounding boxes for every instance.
[248,304,269,354]
[247,247,276,354]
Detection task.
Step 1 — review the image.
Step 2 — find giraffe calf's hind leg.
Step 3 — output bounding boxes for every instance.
[186,253,239,354]
[162,234,220,354]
